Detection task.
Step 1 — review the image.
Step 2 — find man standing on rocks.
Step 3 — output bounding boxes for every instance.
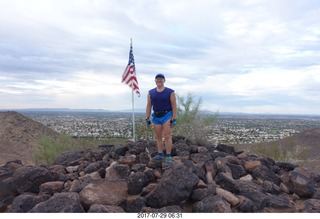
[145,73,177,165]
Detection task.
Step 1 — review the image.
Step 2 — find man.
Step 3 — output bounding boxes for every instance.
[145,73,177,165]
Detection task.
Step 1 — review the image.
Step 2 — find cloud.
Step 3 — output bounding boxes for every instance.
[0,0,320,115]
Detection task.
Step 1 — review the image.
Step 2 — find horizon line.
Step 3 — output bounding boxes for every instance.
[1,108,320,117]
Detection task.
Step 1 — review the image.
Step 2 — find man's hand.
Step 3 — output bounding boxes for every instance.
[146,117,151,127]
[170,119,176,127]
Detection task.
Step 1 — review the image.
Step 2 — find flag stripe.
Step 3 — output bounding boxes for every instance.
[121,65,134,83]
[122,43,140,97]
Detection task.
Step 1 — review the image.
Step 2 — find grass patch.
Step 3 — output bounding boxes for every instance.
[244,138,309,164]
[34,134,129,165]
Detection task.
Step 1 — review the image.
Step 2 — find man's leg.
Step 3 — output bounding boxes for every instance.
[163,120,172,164]
[153,124,164,161]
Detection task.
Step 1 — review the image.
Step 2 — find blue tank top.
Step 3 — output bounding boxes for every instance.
[149,87,174,111]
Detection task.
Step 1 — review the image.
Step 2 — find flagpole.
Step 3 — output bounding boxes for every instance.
[122,38,138,142]
[130,38,136,142]
[132,88,136,142]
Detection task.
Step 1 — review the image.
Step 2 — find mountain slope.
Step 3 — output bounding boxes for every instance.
[0,111,60,165]
[234,127,320,174]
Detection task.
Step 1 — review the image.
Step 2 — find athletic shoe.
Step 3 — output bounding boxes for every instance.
[152,154,163,162]
[165,156,172,165]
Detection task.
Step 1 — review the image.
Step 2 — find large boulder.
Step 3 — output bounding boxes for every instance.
[127,172,150,195]
[192,195,232,212]
[145,163,199,208]
[281,171,315,198]
[252,165,281,185]
[4,166,56,195]
[10,193,51,212]
[29,192,85,212]
[79,179,128,209]
[54,150,84,166]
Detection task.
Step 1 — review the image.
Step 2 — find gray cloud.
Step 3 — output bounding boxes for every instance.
[1,0,320,114]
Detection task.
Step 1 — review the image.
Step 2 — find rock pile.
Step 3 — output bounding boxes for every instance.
[1,136,320,213]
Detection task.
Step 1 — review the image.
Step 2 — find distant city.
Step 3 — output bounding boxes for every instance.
[13,109,320,145]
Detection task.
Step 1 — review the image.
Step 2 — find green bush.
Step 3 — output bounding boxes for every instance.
[173,92,218,145]
[136,117,154,141]
[34,134,79,165]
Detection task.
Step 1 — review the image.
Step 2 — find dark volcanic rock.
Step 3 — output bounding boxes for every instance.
[9,166,56,194]
[29,192,85,212]
[145,163,199,208]
[283,171,315,198]
[1,134,319,213]
[215,172,240,193]
[252,165,281,185]
[216,144,235,154]
[192,195,232,212]
[54,150,84,166]
[10,193,51,212]
[226,162,247,179]
[128,172,149,195]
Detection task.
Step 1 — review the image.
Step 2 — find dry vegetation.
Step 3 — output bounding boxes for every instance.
[0,111,60,165]
[233,128,320,174]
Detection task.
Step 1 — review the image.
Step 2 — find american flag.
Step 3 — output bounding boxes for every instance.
[122,42,140,97]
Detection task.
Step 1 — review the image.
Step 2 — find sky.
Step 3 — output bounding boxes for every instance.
[0,0,320,115]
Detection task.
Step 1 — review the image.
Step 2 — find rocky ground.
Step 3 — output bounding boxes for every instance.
[1,136,320,213]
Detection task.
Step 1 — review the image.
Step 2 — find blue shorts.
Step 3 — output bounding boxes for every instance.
[152,111,172,125]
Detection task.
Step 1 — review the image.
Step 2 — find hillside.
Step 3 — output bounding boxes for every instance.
[233,127,320,174]
[0,111,60,166]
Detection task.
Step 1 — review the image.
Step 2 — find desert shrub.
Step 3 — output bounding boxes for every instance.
[34,134,78,165]
[173,92,218,145]
[248,139,308,163]
[136,117,154,141]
